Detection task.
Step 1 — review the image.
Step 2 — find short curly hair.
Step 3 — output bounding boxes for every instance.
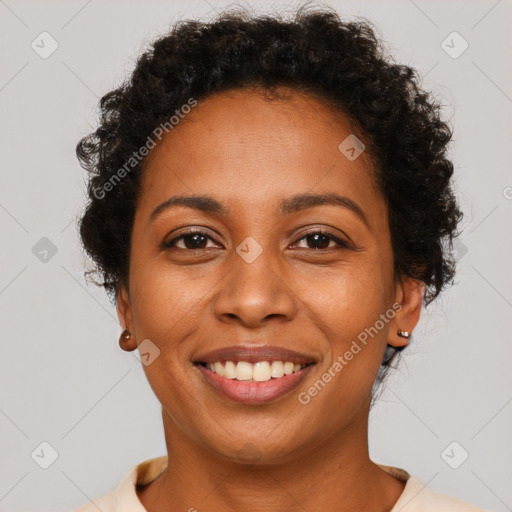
[76,5,462,377]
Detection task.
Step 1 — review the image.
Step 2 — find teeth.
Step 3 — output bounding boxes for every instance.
[235,361,253,381]
[283,362,294,375]
[253,361,271,382]
[204,360,308,381]
[214,362,224,376]
[224,361,237,379]
[270,361,284,378]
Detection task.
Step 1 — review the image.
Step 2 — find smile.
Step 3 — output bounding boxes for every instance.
[199,360,309,381]
[195,361,315,405]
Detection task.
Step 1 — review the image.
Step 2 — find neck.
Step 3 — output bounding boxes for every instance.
[137,401,405,512]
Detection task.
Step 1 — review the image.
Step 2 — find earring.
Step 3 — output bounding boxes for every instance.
[397,330,410,339]
[119,329,136,351]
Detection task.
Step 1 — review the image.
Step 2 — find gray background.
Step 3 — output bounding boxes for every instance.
[0,0,511,511]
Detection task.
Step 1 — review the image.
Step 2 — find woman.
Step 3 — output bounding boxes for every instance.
[74,5,488,511]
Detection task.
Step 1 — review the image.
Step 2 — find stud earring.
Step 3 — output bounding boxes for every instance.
[119,329,136,351]
[397,330,410,339]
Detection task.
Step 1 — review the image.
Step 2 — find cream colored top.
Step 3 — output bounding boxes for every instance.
[74,456,490,511]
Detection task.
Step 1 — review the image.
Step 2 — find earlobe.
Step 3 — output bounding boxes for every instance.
[388,277,425,348]
[116,283,137,351]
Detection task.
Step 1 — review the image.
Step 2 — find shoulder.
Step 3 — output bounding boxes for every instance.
[391,475,492,512]
[73,456,168,512]
[74,489,119,512]
[73,465,136,512]
[376,463,491,512]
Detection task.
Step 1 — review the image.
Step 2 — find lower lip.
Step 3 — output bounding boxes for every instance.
[196,363,315,405]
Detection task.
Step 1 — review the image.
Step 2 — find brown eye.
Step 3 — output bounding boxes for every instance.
[163,231,218,250]
[163,229,351,252]
[292,231,350,251]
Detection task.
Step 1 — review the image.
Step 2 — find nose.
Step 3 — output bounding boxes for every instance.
[212,249,297,328]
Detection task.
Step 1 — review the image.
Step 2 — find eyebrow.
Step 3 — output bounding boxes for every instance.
[150,192,369,227]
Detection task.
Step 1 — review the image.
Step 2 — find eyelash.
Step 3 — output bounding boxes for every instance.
[163,228,351,251]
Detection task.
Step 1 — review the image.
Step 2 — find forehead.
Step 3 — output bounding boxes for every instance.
[137,87,383,222]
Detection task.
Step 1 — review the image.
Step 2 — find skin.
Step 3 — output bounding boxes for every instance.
[116,87,424,512]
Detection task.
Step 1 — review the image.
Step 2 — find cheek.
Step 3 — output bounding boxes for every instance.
[129,241,204,323]
[301,259,394,402]
[308,259,392,337]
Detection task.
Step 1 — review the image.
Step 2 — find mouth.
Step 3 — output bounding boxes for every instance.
[192,345,318,405]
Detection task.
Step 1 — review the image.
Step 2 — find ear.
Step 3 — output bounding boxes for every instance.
[388,276,425,348]
[116,281,137,350]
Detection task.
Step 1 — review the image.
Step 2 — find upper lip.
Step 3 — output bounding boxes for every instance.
[194,345,318,365]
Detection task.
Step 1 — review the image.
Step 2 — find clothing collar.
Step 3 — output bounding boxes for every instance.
[114,456,411,511]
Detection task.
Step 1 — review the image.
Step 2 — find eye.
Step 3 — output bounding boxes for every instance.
[291,230,351,251]
[163,230,220,250]
[163,228,351,252]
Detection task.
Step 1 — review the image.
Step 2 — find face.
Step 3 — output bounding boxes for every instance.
[117,87,423,463]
